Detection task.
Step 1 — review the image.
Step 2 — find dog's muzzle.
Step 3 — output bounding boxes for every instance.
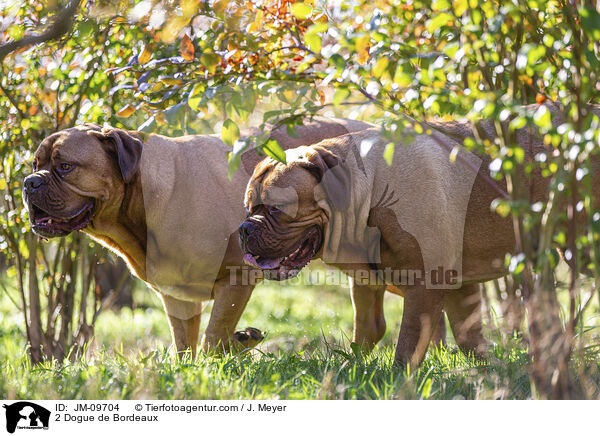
[238,217,323,280]
[22,172,95,238]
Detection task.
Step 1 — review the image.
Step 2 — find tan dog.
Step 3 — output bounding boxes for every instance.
[240,103,595,366]
[22,118,382,356]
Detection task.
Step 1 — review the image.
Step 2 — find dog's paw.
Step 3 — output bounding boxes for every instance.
[233,327,265,350]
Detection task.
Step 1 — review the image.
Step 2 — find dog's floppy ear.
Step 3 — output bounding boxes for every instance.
[301,145,351,210]
[88,129,144,183]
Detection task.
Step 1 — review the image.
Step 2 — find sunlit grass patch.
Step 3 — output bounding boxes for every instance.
[1,268,599,400]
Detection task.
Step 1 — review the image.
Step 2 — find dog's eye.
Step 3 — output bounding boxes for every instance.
[58,163,73,172]
[32,160,38,171]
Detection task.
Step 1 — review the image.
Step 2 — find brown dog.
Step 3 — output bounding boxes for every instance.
[240,103,594,366]
[22,118,383,356]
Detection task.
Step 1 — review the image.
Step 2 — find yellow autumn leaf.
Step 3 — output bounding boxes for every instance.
[373,57,389,78]
[280,89,296,103]
[160,77,182,85]
[317,88,325,105]
[180,34,195,61]
[116,104,136,118]
[139,44,152,65]
[213,0,227,15]
[248,10,263,32]
[356,35,370,64]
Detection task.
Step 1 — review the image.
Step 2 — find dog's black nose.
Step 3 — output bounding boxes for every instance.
[238,220,255,241]
[24,174,44,192]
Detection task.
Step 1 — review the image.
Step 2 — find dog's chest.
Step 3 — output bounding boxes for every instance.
[139,137,250,301]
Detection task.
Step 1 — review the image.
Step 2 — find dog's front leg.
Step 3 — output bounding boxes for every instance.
[351,282,386,352]
[160,294,202,357]
[394,288,445,367]
[167,314,202,357]
[200,278,263,353]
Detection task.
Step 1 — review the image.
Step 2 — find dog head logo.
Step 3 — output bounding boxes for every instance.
[2,402,50,433]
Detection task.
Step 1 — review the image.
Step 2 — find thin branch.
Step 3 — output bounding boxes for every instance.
[573,284,598,329]
[0,0,81,63]
[65,28,112,127]
[0,80,27,119]
[264,45,312,56]
[0,279,22,311]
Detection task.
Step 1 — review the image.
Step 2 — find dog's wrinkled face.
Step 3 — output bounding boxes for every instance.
[239,145,350,280]
[22,125,143,238]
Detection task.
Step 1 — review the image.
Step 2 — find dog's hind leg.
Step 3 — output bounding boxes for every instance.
[351,282,386,352]
[444,283,488,359]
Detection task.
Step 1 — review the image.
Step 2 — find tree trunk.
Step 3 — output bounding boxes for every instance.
[524,265,577,399]
[27,234,44,364]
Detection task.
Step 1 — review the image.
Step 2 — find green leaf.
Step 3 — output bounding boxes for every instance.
[305,23,327,53]
[18,238,29,259]
[330,53,346,72]
[393,69,412,87]
[453,0,468,15]
[228,150,242,180]
[333,88,350,105]
[201,53,220,74]
[580,8,600,40]
[261,138,286,163]
[286,124,299,138]
[533,105,551,130]
[373,57,390,79]
[509,116,526,131]
[225,91,242,119]
[77,19,95,38]
[492,199,511,218]
[332,349,352,360]
[291,3,312,19]
[221,119,240,147]
[527,45,546,66]
[350,342,363,360]
[164,102,186,124]
[512,146,525,164]
[306,33,321,53]
[426,13,453,34]
[188,84,203,110]
[432,0,451,10]
[383,142,395,166]
[554,231,566,246]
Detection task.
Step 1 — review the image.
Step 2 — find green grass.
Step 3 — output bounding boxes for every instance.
[1,266,599,399]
